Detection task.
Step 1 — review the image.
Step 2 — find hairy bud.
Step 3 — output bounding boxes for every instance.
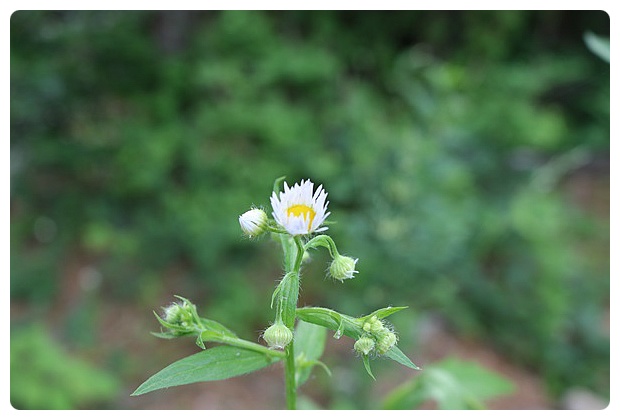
[354,336,376,356]
[329,254,358,281]
[263,322,293,349]
[239,208,268,237]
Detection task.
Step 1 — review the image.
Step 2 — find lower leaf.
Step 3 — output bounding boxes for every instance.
[131,346,278,396]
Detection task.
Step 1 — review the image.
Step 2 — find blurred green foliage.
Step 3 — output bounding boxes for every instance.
[10,324,120,409]
[383,357,515,409]
[11,10,609,407]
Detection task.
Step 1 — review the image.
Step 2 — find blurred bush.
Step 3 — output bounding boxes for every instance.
[11,10,609,407]
[10,324,120,409]
[382,357,515,409]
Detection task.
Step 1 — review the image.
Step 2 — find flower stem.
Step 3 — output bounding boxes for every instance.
[284,345,297,409]
[281,235,305,410]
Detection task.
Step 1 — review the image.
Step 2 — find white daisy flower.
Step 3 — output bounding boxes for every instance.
[270,179,330,236]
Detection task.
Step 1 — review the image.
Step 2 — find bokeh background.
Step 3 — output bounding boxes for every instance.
[10,10,609,410]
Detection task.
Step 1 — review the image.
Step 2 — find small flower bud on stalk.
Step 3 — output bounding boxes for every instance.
[329,254,358,281]
[376,331,398,355]
[354,336,376,356]
[263,322,293,349]
[362,316,384,334]
[238,208,268,237]
[160,300,200,336]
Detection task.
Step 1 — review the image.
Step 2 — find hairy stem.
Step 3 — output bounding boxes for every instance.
[281,235,305,409]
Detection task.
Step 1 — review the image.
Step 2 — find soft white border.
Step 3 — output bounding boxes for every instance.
[4,3,616,419]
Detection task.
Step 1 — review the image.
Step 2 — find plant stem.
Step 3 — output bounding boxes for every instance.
[282,235,305,410]
[284,345,297,409]
[203,334,286,359]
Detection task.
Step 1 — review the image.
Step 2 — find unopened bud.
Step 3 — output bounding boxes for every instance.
[161,300,198,335]
[239,208,268,237]
[354,336,376,356]
[376,331,398,355]
[329,254,358,281]
[362,316,384,334]
[263,322,293,349]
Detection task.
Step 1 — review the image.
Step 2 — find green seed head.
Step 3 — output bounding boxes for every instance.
[354,336,376,356]
[329,254,358,281]
[263,322,293,349]
[376,331,398,355]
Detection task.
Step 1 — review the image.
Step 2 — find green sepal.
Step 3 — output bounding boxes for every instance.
[195,334,206,350]
[273,176,286,193]
[152,311,194,336]
[362,355,376,380]
[150,331,177,339]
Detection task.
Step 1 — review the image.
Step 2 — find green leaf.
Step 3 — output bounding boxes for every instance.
[198,318,238,338]
[365,306,408,320]
[273,176,286,193]
[382,357,515,410]
[429,358,515,404]
[131,346,278,396]
[294,320,328,386]
[278,272,299,327]
[296,307,363,339]
[362,355,376,380]
[384,346,421,370]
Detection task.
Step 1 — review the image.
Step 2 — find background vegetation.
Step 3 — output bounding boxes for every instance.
[10,10,609,409]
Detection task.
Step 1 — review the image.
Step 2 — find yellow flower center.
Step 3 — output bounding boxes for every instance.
[287,204,316,229]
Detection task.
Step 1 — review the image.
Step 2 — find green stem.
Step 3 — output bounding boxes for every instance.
[201,333,285,359]
[282,235,305,410]
[285,345,297,409]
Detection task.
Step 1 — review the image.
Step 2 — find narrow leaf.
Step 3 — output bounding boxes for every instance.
[279,272,299,328]
[296,307,362,339]
[273,176,286,193]
[365,306,408,320]
[131,346,277,396]
[362,355,376,380]
[384,346,421,370]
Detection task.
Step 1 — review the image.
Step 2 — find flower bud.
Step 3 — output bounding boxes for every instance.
[376,331,398,355]
[161,301,198,335]
[263,322,293,349]
[354,336,376,356]
[362,316,384,334]
[329,254,358,281]
[238,208,268,237]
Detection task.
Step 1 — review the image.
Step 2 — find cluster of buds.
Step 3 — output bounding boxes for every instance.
[354,315,398,356]
[158,299,202,336]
